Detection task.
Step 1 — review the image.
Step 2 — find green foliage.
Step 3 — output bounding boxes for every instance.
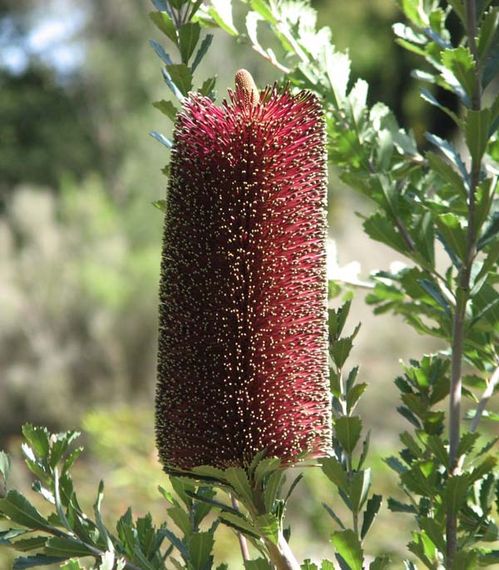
[0,67,101,202]
[0,427,220,570]
[1,0,498,568]
[147,0,219,177]
[200,0,499,567]
[320,301,384,568]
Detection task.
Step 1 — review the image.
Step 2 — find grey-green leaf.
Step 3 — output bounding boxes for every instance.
[361,494,382,539]
[179,23,201,64]
[331,529,363,570]
[0,490,50,529]
[334,416,362,454]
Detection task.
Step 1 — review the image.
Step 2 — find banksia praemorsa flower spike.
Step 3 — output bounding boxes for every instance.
[156,70,331,470]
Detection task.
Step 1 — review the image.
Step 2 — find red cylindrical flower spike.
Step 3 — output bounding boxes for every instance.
[156,70,331,470]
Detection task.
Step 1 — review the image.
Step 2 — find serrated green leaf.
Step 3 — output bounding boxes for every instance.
[168,506,191,536]
[199,76,217,98]
[349,469,371,513]
[149,11,177,44]
[436,213,467,262]
[361,494,382,539]
[49,432,80,469]
[478,211,499,250]
[426,435,448,466]
[11,536,47,552]
[334,416,362,454]
[418,278,450,313]
[179,23,200,64]
[262,470,284,512]
[363,212,407,254]
[385,457,407,475]
[407,534,435,568]
[255,513,279,544]
[400,463,434,496]
[185,489,238,516]
[330,337,354,369]
[192,34,213,71]
[13,555,66,569]
[22,425,49,459]
[469,456,498,483]
[347,383,367,414]
[387,498,416,513]
[399,431,421,457]
[153,99,178,122]
[165,64,193,96]
[457,432,480,457]
[161,528,190,562]
[186,465,226,482]
[219,512,260,539]
[401,0,426,25]
[224,468,254,508]
[330,323,360,370]
[331,529,363,570]
[328,301,351,340]
[466,108,492,164]
[44,537,91,558]
[187,532,214,570]
[426,151,466,195]
[478,7,499,58]
[418,517,445,554]
[444,475,470,517]
[62,447,83,475]
[441,46,475,100]
[0,490,50,529]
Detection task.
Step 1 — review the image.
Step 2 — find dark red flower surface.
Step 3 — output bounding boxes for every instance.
[156,74,331,470]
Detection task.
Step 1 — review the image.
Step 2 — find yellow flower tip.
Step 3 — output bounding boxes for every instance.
[235,68,260,106]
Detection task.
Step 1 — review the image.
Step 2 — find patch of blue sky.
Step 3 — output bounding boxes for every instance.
[0,0,87,76]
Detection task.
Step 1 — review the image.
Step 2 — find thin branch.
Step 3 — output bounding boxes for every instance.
[265,533,301,570]
[447,0,482,565]
[230,494,251,564]
[470,366,499,433]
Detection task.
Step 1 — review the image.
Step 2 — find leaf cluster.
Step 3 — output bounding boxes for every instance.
[148,0,218,159]
[0,426,220,570]
[201,0,499,566]
[320,301,387,570]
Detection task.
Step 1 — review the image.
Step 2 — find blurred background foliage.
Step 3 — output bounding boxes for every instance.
[1,0,462,565]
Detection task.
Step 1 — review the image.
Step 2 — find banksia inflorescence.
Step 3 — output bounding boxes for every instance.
[156,70,331,470]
